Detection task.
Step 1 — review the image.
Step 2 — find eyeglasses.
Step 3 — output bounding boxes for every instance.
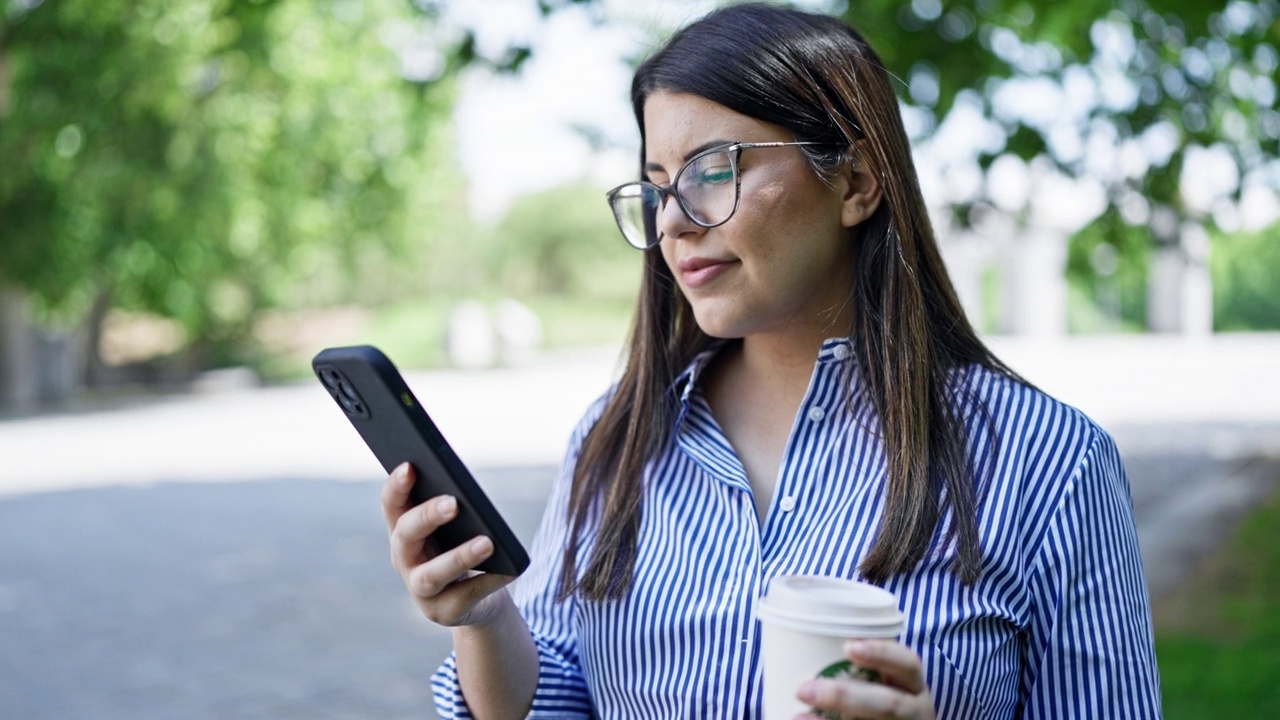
[605,141,832,250]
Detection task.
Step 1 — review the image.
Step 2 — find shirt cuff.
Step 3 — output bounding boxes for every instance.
[430,637,594,719]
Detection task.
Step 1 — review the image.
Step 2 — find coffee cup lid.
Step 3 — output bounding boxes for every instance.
[756,575,904,638]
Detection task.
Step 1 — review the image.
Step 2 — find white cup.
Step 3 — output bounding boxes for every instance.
[756,575,905,720]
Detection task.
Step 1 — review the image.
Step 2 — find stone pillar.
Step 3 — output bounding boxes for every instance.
[937,231,989,332]
[446,300,497,369]
[35,326,86,403]
[1148,245,1181,333]
[1180,224,1213,336]
[0,289,38,411]
[1000,225,1069,337]
[1147,223,1213,335]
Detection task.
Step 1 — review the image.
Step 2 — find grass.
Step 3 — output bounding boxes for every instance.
[1154,472,1280,717]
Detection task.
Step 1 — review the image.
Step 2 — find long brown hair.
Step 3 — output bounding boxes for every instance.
[558,3,1023,602]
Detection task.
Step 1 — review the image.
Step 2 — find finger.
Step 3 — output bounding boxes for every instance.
[420,572,517,627]
[389,493,459,571]
[845,640,926,694]
[381,462,416,533]
[798,677,922,720]
[407,535,496,599]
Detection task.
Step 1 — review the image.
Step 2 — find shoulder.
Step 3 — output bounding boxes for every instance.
[956,363,1110,462]
[949,367,1143,584]
[954,364,1125,516]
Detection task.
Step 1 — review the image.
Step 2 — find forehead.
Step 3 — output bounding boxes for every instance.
[641,91,784,170]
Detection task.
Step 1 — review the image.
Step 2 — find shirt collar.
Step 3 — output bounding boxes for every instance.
[672,344,723,405]
[671,337,854,404]
[816,336,855,365]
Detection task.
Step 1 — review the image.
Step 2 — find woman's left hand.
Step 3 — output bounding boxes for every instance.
[794,639,936,720]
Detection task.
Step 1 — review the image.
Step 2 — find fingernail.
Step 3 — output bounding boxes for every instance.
[437,496,456,517]
[796,680,817,703]
[845,639,868,655]
[396,463,411,483]
[470,536,492,556]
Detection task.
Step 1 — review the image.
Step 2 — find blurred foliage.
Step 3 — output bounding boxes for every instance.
[0,0,473,370]
[841,0,1279,222]
[832,0,1280,330]
[1213,226,1280,330]
[1065,208,1151,332]
[3,0,1277,385]
[489,184,639,298]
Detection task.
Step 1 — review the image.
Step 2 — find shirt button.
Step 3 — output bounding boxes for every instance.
[779,496,796,512]
[832,344,850,360]
[808,406,826,422]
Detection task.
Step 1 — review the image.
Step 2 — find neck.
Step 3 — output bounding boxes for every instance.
[730,321,844,402]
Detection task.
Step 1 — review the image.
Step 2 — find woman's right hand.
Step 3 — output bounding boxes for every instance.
[382,462,517,628]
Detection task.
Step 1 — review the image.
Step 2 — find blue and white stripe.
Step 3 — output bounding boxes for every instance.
[432,338,1162,718]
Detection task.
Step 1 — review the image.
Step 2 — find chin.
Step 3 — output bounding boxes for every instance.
[688,305,750,340]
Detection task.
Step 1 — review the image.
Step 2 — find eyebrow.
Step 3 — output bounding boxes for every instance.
[643,138,735,175]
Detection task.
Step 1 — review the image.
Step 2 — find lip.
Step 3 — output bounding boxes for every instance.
[677,256,736,288]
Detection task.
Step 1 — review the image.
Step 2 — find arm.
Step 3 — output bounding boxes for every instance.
[430,399,608,719]
[382,464,538,719]
[1023,431,1162,719]
[453,596,540,719]
[430,474,596,719]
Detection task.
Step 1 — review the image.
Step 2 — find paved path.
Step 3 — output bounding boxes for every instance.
[1,335,1278,718]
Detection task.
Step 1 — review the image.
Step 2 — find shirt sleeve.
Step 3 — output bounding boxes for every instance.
[1022,429,1163,719]
[430,397,606,719]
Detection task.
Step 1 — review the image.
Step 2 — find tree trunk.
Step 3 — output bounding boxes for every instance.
[83,286,113,388]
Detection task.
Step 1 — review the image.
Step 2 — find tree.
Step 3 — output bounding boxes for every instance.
[491,184,636,297]
[831,0,1279,217]
[0,0,465,378]
[837,0,1279,329]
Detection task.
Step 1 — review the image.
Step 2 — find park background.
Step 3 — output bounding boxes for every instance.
[1,0,1279,717]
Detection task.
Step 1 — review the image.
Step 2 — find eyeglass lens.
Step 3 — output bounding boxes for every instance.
[677,150,737,225]
[611,149,738,249]
[611,185,662,250]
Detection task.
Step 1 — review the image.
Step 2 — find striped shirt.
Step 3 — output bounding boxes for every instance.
[432,338,1162,718]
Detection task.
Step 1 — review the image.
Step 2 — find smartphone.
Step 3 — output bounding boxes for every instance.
[312,345,529,576]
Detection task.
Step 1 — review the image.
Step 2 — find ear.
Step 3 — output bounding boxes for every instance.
[838,147,883,228]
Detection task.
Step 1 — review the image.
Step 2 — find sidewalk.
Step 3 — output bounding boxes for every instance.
[0,346,621,497]
[1,334,1278,497]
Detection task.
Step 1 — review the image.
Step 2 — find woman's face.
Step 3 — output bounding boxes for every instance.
[643,90,861,342]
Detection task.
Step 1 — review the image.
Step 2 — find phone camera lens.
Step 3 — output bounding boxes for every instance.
[320,368,341,387]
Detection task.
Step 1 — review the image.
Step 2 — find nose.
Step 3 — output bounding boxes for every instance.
[654,191,703,243]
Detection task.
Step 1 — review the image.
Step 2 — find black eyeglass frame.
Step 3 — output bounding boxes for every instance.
[605,140,835,250]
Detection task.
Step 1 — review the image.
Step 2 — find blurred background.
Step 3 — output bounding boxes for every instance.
[1,0,1278,717]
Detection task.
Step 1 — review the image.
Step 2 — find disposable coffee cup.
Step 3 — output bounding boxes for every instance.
[756,575,904,720]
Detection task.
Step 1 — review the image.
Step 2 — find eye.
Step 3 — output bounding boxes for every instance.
[699,167,734,185]
[684,151,734,187]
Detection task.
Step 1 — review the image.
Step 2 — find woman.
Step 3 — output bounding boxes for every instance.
[382,4,1162,718]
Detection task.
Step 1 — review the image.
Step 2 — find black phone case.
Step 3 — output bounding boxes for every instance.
[312,345,529,576]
